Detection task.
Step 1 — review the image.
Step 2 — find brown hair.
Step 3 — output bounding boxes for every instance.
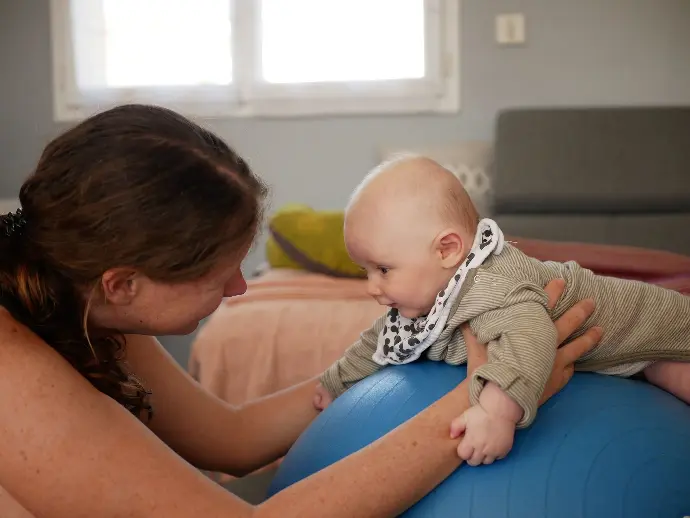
[0,104,267,419]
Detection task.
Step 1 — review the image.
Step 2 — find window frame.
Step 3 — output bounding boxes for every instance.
[50,0,461,121]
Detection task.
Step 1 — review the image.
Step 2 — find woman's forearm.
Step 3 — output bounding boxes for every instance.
[229,377,321,474]
[254,380,470,518]
[125,335,321,477]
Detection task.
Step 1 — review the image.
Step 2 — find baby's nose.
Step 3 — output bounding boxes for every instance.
[366,279,382,297]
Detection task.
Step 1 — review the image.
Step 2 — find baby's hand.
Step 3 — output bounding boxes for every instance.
[313,383,333,411]
[450,404,516,466]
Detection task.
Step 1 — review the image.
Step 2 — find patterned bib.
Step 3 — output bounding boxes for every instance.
[372,218,506,366]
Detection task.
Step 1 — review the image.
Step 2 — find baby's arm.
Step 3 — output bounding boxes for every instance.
[452,290,559,465]
[317,316,386,408]
[469,296,559,428]
[478,381,524,423]
[450,378,524,465]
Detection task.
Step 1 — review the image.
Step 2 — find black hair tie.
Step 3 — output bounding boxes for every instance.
[2,208,27,238]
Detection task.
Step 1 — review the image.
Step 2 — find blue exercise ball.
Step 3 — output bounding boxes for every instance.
[268,361,690,517]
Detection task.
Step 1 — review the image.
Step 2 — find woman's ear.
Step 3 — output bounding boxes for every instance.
[100,268,141,305]
[435,229,465,268]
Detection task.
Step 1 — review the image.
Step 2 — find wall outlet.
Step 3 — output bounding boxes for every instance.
[496,13,526,45]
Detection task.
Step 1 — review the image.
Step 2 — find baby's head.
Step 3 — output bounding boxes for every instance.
[345,155,479,319]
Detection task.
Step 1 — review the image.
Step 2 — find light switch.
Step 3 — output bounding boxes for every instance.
[495,13,526,45]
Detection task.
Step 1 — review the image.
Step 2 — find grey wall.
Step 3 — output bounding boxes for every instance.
[2,0,690,365]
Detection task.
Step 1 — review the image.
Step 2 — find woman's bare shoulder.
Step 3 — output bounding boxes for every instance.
[0,307,71,372]
[0,483,35,518]
[0,309,254,518]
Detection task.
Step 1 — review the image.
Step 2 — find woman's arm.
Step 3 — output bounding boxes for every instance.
[125,335,320,476]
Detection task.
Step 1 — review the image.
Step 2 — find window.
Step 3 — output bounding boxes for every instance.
[50,0,460,121]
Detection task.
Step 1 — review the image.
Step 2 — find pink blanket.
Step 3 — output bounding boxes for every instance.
[189,271,382,406]
[189,238,690,407]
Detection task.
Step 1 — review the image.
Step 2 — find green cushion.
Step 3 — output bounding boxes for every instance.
[266,204,364,278]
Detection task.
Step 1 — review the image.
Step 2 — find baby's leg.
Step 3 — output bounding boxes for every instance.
[643,361,690,404]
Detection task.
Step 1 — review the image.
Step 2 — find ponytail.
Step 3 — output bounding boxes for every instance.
[0,209,152,420]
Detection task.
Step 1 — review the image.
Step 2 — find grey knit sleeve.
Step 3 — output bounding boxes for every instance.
[319,314,386,399]
[468,284,556,428]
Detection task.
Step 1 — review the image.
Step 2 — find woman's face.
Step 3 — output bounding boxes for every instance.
[136,262,249,336]
[93,251,250,336]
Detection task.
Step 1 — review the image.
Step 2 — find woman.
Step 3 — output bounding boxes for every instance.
[0,104,601,518]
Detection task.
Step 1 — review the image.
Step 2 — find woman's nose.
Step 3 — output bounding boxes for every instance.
[224,271,248,297]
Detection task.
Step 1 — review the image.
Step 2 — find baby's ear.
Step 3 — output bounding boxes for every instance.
[435,229,465,268]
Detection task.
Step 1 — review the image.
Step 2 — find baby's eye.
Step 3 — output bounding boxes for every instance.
[377,266,389,275]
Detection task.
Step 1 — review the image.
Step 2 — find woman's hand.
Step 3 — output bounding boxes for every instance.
[464,278,602,403]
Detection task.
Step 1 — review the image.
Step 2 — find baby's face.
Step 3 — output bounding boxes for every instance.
[345,212,451,319]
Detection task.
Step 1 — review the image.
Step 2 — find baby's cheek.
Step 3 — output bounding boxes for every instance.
[420,290,438,312]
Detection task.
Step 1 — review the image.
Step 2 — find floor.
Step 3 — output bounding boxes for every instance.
[221,467,278,505]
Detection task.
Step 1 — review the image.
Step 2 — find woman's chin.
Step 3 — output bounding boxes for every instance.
[139,320,200,337]
[168,321,201,336]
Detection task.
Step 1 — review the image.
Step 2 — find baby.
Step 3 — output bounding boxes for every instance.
[315,155,690,466]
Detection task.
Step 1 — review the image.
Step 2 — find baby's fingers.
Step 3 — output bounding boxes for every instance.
[457,439,475,462]
[449,414,467,439]
[468,449,485,467]
[482,455,497,465]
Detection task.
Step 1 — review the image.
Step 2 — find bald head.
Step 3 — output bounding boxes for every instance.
[347,155,480,234]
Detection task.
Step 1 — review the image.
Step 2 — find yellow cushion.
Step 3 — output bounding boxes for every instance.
[266,204,364,278]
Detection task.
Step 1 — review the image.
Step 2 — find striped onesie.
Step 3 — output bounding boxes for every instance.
[320,242,690,428]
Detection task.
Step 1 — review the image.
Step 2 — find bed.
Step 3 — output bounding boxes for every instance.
[189,106,690,411]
